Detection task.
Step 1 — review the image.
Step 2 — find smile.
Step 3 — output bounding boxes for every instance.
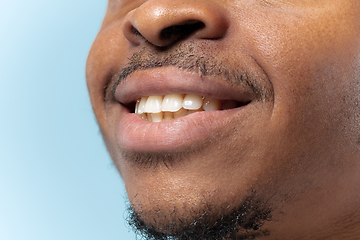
[134,94,248,122]
[112,68,264,152]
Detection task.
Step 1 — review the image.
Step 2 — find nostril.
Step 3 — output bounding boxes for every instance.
[160,20,205,42]
[122,2,228,47]
[131,26,141,37]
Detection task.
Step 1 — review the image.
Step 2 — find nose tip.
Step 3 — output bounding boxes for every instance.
[122,1,229,47]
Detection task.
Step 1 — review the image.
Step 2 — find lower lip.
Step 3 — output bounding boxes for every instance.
[116,105,247,152]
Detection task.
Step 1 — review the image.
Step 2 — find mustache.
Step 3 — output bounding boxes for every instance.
[105,42,273,102]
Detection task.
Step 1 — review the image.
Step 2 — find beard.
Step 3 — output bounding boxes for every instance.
[125,192,273,240]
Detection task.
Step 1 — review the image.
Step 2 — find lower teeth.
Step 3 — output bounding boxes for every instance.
[138,108,203,122]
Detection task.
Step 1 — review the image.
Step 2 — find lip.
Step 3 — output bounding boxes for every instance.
[113,67,256,152]
[114,67,254,104]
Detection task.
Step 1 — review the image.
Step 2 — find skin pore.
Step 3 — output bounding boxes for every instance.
[86,0,360,239]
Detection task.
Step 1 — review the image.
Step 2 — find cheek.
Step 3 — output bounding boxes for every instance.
[245,2,360,82]
[86,24,130,97]
[246,4,360,128]
[86,24,135,175]
[234,4,360,185]
[86,23,132,132]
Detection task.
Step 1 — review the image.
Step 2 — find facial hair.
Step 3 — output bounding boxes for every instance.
[125,192,273,240]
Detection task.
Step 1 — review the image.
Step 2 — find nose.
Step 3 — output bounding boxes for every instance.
[122,0,229,47]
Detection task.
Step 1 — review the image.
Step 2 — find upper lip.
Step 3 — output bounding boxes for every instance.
[113,67,255,107]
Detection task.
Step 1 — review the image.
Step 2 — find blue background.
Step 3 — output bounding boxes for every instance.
[0,1,136,239]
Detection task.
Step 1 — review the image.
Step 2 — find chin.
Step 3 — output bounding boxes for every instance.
[125,188,273,240]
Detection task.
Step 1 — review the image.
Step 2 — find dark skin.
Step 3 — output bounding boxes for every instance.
[86,0,360,239]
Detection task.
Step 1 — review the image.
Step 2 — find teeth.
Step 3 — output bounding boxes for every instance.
[203,98,221,111]
[182,94,203,110]
[137,97,148,114]
[150,112,163,122]
[161,94,184,112]
[135,94,242,122]
[144,95,163,113]
[135,100,140,114]
[164,112,174,121]
[139,113,148,121]
[174,108,188,119]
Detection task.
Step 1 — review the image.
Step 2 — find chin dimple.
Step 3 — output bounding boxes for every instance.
[134,94,243,122]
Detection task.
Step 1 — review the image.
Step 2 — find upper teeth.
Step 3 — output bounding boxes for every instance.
[135,94,238,122]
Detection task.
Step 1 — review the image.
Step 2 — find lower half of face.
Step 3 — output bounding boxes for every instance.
[87,1,360,239]
[102,74,360,238]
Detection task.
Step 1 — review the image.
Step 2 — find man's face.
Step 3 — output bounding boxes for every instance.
[86,0,360,238]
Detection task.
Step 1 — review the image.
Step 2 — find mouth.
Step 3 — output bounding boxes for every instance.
[128,94,249,122]
[111,67,268,153]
